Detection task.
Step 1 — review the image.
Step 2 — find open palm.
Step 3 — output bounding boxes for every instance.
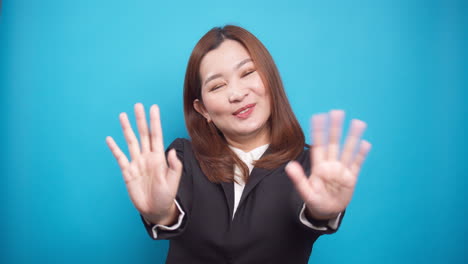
[106,103,182,225]
[286,110,372,220]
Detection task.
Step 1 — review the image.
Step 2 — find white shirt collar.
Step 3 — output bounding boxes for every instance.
[229,144,270,164]
[229,144,269,219]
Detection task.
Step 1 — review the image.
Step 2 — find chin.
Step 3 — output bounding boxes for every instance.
[235,123,268,137]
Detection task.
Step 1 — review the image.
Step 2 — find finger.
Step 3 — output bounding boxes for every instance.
[150,105,165,155]
[311,113,327,167]
[327,110,345,161]
[105,136,130,172]
[350,140,372,177]
[119,112,141,160]
[285,161,312,203]
[340,119,367,167]
[134,103,151,153]
[166,149,183,192]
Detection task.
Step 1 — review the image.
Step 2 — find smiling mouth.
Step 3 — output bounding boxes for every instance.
[233,104,256,115]
[233,104,256,119]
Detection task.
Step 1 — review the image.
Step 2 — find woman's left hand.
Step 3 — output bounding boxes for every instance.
[285,110,372,220]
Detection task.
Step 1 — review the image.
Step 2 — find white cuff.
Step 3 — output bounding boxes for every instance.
[143,199,186,239]
[299,203,341,231]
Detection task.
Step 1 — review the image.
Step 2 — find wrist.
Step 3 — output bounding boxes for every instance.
[305,206,340,221]
[143,202,178,226]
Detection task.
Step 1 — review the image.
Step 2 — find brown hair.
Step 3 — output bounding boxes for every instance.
[183,25,305,183]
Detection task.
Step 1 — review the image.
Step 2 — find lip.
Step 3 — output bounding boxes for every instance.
[232,103,256,115]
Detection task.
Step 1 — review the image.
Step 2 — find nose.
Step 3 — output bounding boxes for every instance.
[228,86,249,103]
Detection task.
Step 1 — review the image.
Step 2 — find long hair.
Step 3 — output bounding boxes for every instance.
[183,25,305,183]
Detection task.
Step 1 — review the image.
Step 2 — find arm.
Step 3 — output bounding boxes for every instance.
[141,199,186,239]
[286,110,371,234]
[299,203,344,232]
[106,103,184,238]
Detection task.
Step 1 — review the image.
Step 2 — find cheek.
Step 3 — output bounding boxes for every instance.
[253,78,271,115]
[250,75,268,96]
[263,96,272,118]
[202,96,229,116]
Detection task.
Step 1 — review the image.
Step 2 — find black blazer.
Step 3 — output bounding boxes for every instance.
[141,138,345,264]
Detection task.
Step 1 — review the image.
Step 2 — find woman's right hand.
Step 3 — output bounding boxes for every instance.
[106,103,183,225]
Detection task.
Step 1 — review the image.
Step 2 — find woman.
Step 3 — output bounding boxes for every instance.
[106,25,371,263]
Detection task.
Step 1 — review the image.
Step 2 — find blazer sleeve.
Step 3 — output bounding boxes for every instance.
[298,204,346,234]
[140,138,193,240]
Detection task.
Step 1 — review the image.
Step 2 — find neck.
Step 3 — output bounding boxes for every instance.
[224,129,270,152]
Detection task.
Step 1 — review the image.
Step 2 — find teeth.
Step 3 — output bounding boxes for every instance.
[239,108,249,114]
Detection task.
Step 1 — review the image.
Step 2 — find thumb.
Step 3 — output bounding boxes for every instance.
[285,161,311,202]
[166,149,183,191]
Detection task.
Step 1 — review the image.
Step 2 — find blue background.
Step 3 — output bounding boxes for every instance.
[1,0,467,263]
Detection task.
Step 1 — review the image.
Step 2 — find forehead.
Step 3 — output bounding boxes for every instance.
[200,40,251,77]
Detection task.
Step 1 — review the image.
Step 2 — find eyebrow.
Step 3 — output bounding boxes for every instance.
[203,58,253,86]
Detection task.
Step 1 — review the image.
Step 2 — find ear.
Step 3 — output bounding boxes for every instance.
[193,99,212,122]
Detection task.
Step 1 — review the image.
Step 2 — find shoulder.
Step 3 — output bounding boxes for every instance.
[295,145,310,161]
[166,138,195,161]
[166,138,198,181]
[167,137,192,151]
[294,145,311,172]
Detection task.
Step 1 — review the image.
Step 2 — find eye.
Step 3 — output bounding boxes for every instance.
[242,69,255,77]
[210,84,224,92]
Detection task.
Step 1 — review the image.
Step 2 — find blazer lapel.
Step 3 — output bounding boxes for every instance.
[219,146,281,220]
[238,166,275,207]
[220,168,276,221]
[236,146,278,212]
[220,181,234,220]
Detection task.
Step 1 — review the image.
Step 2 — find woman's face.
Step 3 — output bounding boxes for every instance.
[194,39,271,148]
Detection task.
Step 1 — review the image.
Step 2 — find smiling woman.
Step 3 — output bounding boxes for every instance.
[106,25,372,264]
[195,41,272,151]
[186,26,306,184]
